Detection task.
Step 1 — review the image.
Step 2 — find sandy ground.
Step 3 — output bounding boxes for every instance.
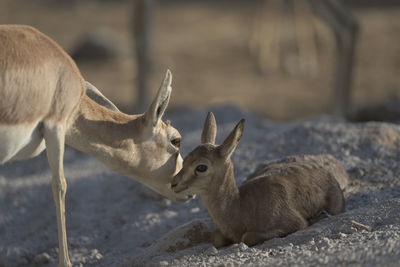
[0,106,399,266]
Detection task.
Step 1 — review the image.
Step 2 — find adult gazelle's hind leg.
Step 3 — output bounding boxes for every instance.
[43,121,71,267]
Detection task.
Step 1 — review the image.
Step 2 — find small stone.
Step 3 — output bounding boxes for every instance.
[161,199,172,208]
[351,220,372,232]
[304,251,312,257]
[206,246,219,256]
[94,253,103,260]
[190,207,200,213]
[164,210,177,219]
[238,242,249,251]
[88,249,103,261]
[159,260,169,266]
[337,232,347,239]
[268,250,275,256]
[33,252,51,265]
[248,247,257,253]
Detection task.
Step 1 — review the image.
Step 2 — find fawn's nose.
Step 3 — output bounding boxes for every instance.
[171,182,178,188]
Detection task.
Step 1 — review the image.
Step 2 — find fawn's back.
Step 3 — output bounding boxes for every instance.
[241,154,347,229]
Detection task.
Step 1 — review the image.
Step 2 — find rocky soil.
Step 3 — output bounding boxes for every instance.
[1,106,399,266]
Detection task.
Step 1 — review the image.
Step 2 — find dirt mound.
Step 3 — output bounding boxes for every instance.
[1,107,399,266]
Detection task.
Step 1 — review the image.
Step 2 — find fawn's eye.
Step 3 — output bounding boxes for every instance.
[195,164,208,173]
[171,138,181,148]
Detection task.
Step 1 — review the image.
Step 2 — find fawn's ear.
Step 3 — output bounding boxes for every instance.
[85,81,120,112]
[144,70,172,128]
[201,112,217,144]
[218,119,245,159]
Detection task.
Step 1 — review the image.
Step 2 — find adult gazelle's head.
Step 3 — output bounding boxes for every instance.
[87,70,188,201]
[131,70,191,201]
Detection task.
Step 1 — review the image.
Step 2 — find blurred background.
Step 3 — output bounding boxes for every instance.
[1,0,399,121]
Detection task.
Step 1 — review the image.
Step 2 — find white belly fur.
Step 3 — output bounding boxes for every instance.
[0,121,46,164]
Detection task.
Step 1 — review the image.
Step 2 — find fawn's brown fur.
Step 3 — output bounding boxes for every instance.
[171,112,348,248]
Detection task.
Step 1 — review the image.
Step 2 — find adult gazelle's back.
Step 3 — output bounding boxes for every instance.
[0,25,187,267]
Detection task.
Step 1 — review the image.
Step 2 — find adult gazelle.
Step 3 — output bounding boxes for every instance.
[0,24,189,267]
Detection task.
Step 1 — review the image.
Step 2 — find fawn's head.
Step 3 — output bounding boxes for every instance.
[171,112,245,195]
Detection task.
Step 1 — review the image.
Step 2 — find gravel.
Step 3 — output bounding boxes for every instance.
[1,106,399,266]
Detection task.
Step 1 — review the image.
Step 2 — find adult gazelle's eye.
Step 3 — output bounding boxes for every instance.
[171,138,181,148]
[195,164,208,173]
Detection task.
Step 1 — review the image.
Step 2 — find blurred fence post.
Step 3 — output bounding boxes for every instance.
[312,0,359,117]
[132,0,154,112]
[330,0,359,118]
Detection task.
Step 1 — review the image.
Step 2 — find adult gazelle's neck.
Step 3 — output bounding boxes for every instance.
[65,95,143,176]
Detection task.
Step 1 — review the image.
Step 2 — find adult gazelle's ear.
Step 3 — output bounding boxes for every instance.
[145,70,172,128]
[201,112,217,145]
[218,119,245,159]
[85,81,120,112]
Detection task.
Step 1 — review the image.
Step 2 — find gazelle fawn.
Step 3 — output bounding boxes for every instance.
[0,25,188,267]
[171,112,348,248]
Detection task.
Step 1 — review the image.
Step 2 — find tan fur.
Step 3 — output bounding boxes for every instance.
[0,25,84,125]
[0,25,186,267]
[65,94,185,198]
[171,112,348,248]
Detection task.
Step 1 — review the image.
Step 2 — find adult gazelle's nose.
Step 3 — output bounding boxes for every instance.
[170,171,182,190]
[170,177,178,188]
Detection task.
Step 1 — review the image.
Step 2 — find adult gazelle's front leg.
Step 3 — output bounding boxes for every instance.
[44,121,71,267]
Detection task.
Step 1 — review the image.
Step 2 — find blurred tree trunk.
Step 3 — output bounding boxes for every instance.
[312,0,359,117]
[132,0,154,112]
